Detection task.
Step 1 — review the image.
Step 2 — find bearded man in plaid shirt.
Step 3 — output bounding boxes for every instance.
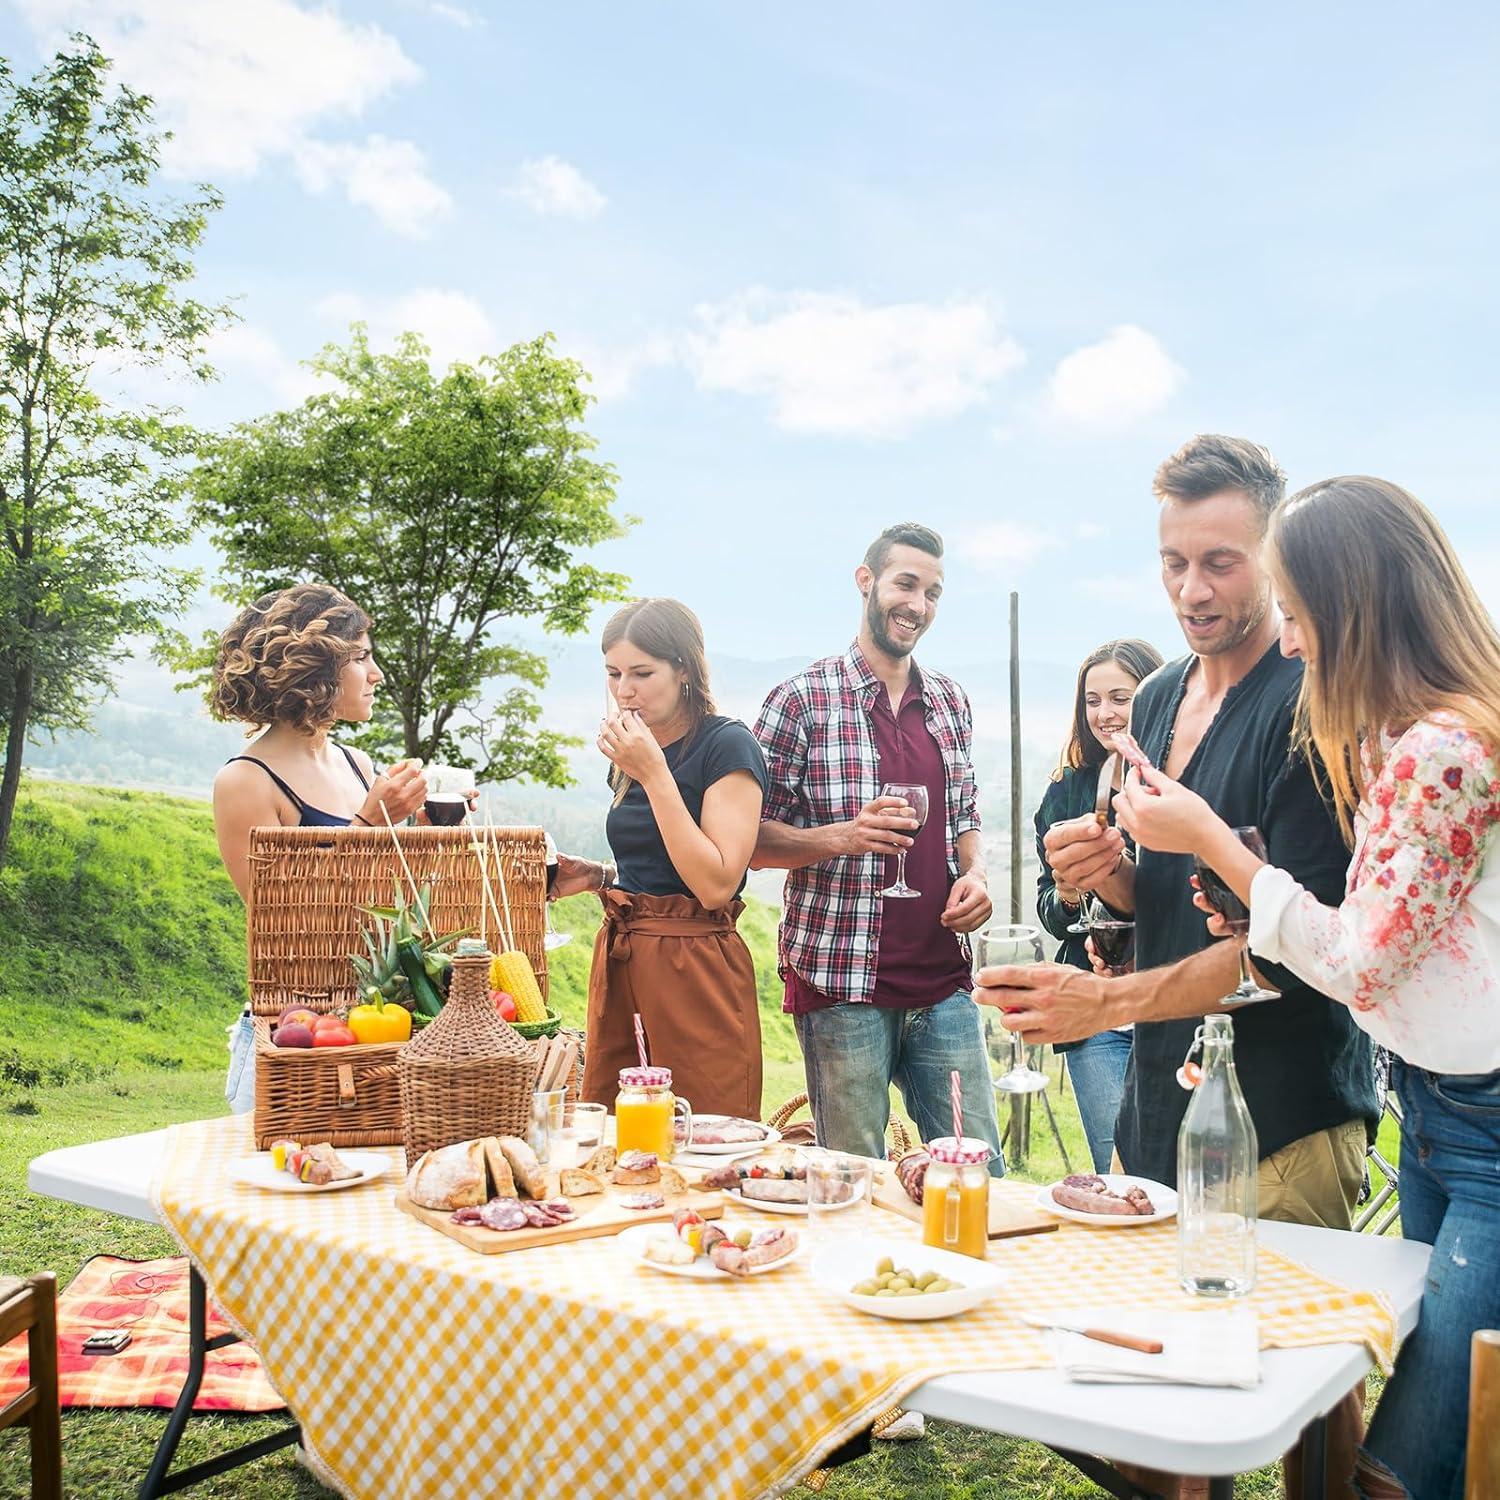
[752,523,1003,1171]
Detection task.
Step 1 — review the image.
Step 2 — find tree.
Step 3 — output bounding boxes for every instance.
[174,327,631,785]
[0,39,229,873]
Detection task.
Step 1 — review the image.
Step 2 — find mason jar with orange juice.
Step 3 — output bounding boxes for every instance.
[921,1137,991,1259]
[614,1066,692,1161]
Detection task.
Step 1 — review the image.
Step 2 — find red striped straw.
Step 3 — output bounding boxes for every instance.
[950,1069,962,1143]
[633,1013,649,1069]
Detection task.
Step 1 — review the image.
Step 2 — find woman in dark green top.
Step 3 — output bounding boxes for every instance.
[1034,638,1162,1170]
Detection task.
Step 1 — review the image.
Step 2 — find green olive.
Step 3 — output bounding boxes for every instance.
[875,1256,895,1277]
[876,1288,897,1297]
[896,1268,915,1283]
[888,1277,912,1292]
[733,1228,753,1248]
[851,1279,881,1296]
[915,1271,937,1290]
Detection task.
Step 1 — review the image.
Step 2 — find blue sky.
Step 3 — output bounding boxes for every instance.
[5,0,1499,746]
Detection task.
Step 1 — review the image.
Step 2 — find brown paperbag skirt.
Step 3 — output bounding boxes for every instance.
[580,888,763,1121]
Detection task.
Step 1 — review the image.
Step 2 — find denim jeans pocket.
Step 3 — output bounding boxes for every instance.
[1425,1068,1500,1118]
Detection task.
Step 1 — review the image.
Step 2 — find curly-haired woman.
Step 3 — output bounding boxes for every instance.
[210,583,428,900]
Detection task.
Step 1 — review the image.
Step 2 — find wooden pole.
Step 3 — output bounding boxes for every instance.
[1468,1328,1500,1499]
[1009,590,1022,924]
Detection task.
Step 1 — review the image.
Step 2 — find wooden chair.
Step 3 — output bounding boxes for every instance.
[1469,1330,1500,1500]
[0,1273,62,1500]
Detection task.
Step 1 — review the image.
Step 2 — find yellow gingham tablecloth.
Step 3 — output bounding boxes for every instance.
[152,1116,1396,1500]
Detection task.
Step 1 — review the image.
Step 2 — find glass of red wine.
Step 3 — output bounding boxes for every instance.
[1086,902,1135,976]
[878,782,929,899]
[423,765,471,827]
[1193,826,1278,1002]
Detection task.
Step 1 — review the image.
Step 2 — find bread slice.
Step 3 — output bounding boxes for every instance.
[558,1167,605,1197]
[611,1150,661,1186]
[497,1135,550,1199]
[659,1165,688,1197]
[406,1140,486,1210]
[481,1137,516,1199]
[580,1143,617,1177]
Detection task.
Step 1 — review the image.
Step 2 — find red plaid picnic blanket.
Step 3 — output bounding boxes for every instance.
[0,1255,284,1411]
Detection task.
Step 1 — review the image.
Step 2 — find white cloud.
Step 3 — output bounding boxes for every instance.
[514,156,608,219]
[426,2,484,26]
[1073,520,1108,541]
[964,520,1060,574]
[571,336,678,401]
[15,1,446,237]
[1079,565,1164,606]
[1046,325,1185,429]
[314,288,497,371]
[294,135,452,238]
[685,290,1024,438]
[203,324,327,405]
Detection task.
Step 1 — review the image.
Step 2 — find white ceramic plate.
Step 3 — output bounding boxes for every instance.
[618,1223,804,1278]
[684,1117,782,1156]
[1035,1174,1177,1227]
[228,1152,390,1194]
[723,1183,871,1217]
[811,1237,1008,1321]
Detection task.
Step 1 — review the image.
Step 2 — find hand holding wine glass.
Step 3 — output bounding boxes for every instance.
[878,782,929,899]
[974,924,1048,1094]
[1194,826,1278,1003]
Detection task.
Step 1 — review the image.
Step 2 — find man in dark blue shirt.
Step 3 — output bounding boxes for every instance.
[977,434,1376,1499]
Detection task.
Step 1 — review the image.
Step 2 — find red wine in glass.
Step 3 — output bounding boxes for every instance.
[1196,826,1277,1002]
[1090,918,1136,975]
[1192,859,1250,933]
[424,792,467,826]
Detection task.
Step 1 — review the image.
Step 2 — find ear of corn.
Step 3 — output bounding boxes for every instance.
[490,949,546,1022]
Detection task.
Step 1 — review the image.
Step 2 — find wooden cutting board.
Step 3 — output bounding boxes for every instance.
[871,1171,1058,1241]
[396,1181,723,1255]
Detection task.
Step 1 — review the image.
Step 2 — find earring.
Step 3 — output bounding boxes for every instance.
[682,682,691,696]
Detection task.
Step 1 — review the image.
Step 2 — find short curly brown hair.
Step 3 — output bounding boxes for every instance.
[211,584,374,736]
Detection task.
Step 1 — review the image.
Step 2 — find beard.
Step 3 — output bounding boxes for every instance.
[1193,590,1270,657]
[866,591,922,658]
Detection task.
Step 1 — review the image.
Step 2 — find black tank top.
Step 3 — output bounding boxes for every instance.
[225,745,371,827]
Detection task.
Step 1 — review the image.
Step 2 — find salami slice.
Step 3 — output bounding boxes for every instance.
[618,1191,666,1211]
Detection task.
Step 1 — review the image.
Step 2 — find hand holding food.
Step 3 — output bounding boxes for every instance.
[360,757,427,826]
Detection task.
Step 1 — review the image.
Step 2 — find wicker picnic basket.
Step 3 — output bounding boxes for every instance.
[399,948,539,1168]
[246,824,548,1150]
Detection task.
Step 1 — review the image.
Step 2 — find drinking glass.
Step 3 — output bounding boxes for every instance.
[878,782,929,898]
[805,1153,873,1240]
[530,1086,569,1166]
[424,764,472,826]
[542,831,572,951]
[1194,826,1278,1003]
[566,1102,607,1153]
[1087,900,1136,977]
[974,924,1049,1094]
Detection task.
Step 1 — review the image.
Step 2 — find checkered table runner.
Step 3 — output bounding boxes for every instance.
[153,1116,1396,1500]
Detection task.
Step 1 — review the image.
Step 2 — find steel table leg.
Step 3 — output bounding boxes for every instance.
[137,1266,300,1499]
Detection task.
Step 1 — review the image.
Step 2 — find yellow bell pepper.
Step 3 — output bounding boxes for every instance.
[347,997,413,1045]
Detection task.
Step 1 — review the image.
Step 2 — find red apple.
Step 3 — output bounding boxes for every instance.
[274,1023,315,1049]
[489,989,518,1022]
[312,1023,357,1047]
[278,1006,320,1032]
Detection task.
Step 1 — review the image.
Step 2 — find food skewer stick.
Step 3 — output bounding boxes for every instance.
[378,801,435,940]
[465,810,505,948]
[487,820,518,953]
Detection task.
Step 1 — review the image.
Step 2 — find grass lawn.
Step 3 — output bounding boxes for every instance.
[0,781,1388,1498]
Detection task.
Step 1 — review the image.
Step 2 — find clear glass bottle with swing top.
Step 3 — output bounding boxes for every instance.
[1176,1013,1258,1297]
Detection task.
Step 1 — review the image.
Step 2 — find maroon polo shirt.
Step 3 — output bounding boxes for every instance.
[785,673,973,1014]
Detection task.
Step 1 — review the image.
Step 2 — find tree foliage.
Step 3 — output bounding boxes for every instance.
[0,38,229,870]
[173,327,631,784]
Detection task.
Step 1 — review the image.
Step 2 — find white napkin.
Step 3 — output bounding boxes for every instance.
[1043,1305,1261,1388]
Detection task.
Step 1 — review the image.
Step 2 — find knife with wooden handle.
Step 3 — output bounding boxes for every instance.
[1030,1317,1164,1354]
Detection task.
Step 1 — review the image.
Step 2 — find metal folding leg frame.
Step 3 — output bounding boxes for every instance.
[137,1265,300,1499]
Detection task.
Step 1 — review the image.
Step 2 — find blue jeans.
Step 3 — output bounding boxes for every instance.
[794,990,1005,1176]
[1359,1061,1500,1499]
[225,1011,256,1115]
[1064,1029,1132,1173]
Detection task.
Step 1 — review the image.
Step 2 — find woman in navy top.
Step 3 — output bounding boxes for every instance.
[209,584,428,900]
[554,598,770,1120]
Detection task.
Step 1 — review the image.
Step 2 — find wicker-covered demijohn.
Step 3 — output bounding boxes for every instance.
[399,944,538,1167]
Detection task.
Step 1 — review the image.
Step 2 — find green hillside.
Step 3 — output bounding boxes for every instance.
[0,779,800,1100]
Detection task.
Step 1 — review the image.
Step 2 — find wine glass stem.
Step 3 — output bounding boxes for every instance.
[1238,946,1252,992]
[894,850,907,889]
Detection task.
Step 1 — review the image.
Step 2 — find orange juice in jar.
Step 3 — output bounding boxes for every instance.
[614,1067,692,1161]
[921,1137,991,1260]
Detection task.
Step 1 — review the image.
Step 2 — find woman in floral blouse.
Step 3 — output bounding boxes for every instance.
[1117,475,1500,1500]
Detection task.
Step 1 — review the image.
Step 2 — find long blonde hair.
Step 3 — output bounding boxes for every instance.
[1267,476,1500,840]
